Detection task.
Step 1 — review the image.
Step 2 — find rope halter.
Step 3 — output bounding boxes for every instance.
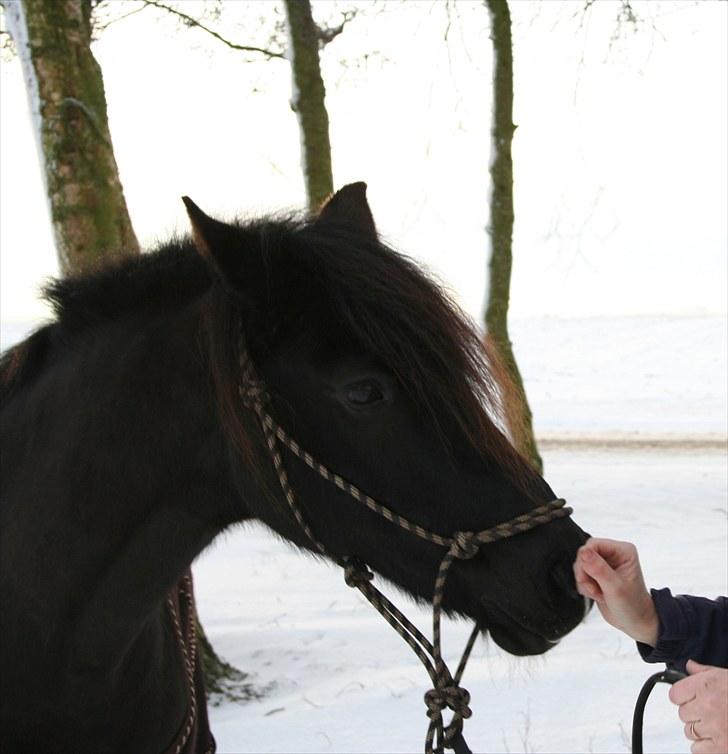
[238,343,572,754]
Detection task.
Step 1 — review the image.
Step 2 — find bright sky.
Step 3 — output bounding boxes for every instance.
[1,0,726,324]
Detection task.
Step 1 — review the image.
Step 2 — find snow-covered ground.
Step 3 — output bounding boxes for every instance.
[509,315,727,439]
[2,315,726,752]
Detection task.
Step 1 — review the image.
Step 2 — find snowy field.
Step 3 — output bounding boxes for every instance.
[509,315,727,439]
[2,315,726,752]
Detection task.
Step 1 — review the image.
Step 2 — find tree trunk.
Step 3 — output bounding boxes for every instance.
[283,0,334,212]
[5,0,139,275]
[196,617,259,702]
[484,0,542,473]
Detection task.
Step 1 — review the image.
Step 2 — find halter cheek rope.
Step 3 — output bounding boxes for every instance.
[238,345,572,754]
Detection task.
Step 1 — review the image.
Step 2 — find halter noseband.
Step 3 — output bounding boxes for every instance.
[238,342,572,754]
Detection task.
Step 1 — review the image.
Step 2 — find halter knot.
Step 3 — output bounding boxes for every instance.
[238,349,268,409]
[450,531,479,560]
[343,558,374,589]
[424,685,472,721]
[238,360,268,408]
[239,378,267,409]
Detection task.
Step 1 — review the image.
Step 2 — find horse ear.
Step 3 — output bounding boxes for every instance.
[182,196,240,277]
[316,182,377,239]
[182,196,247,290]
[182,197,288,325]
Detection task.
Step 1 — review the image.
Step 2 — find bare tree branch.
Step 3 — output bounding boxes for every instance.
[140,0,286,59]
[443,0,454,43]
[616,0,639,27]
[576,0,666,45]
[92,3,148,35]
[316,8,358,47]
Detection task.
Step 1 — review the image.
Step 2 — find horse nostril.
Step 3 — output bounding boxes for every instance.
[549,557,580,601]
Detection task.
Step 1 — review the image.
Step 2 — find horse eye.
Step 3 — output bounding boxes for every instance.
[345,380,384,406]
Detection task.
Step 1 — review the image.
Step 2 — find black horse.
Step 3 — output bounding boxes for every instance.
[1,184,587,753]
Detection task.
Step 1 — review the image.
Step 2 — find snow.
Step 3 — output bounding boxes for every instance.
[0,320,43,352]
[510,315,728,438]
[1,314,725,752]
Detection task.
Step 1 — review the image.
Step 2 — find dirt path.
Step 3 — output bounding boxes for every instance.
[537,433,727,451]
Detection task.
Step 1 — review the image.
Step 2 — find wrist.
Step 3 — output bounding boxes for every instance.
[632,596,659,647]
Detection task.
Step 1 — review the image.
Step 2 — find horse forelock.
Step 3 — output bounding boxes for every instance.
[205,219,542,498]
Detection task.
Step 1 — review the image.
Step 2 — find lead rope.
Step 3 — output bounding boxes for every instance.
[238,346,572,754]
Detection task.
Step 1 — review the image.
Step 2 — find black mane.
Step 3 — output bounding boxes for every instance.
[1,237,208,406]
[43,238,209,331]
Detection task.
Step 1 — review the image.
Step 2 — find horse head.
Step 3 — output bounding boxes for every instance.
[185,183,588,657]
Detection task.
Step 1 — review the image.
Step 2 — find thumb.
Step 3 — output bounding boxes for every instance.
[686,659,710,675]
[580,549,619,593]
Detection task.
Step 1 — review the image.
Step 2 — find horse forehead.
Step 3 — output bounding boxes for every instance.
[265,320,377,374]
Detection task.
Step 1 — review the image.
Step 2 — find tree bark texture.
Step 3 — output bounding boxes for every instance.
[6,0,139,275]
[484,0,542,473]
[283,0,334,212]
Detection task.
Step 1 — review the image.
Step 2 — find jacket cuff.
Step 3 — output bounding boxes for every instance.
[636,588,690,666]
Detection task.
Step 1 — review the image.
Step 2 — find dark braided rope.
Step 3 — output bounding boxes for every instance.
[238,346,572,754]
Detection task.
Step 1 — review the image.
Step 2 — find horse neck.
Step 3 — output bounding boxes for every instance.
[2,293,248,686]
[69,298,252,666]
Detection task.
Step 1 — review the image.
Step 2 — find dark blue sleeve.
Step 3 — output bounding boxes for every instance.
[636,588,728,672]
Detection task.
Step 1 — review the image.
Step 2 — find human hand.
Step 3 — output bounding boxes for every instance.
[671,660,728,754]
[572,537,659,646]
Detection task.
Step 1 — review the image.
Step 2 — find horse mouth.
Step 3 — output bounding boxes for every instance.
[480,600,563,656]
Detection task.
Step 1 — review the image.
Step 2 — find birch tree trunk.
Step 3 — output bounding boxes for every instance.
[5,0,139,275]
[283,0,334,211]
[484,0,542,472]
